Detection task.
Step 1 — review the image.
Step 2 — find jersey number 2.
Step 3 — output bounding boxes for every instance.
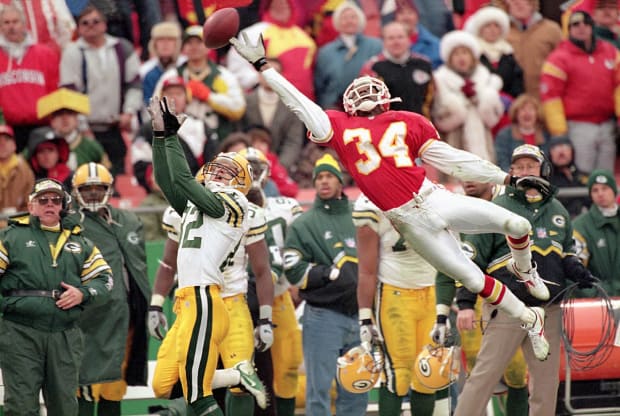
[342,121,413,175]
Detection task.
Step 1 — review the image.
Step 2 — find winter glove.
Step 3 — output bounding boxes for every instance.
[461,79,476,98]
[229,32,268,70]
[515,175,552,198]
[148,306,168,341]
[563,255,599,289]
[186,80,211,102]
[254,318,274,352]
[159,96,186,137]
[430,314,449,345]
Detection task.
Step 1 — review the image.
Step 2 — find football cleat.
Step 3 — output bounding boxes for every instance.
[234,360,268,409]
[521,306,549,361]
[508,259,550,301]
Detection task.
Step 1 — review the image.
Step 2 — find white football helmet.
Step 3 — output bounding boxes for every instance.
[342,76,402,116]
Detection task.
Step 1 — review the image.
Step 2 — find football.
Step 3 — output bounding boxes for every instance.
[202,8,240,49]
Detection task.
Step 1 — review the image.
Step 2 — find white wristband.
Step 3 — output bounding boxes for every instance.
[436,304,451,316]
[259,305,272,321]
[151,294,166,307]
[359,307,373,321]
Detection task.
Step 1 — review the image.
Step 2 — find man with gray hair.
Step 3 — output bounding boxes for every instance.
[314,1,382,109]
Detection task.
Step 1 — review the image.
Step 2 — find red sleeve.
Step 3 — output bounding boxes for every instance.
[540,49,567,102]
[404,112,441,157]
[43,46,60,92]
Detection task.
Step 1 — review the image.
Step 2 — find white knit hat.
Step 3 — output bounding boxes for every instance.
[464,6,510,38]
[332,1,366,34]
[439,30,481,63]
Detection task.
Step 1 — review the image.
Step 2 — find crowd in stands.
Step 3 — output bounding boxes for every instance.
[0,0,619,228]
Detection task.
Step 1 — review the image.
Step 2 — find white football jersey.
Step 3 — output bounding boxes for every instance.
[176,189,250,288]
[353,194,436,288]
[162,205,182,243]
[220,202,267,298]
[264,196,303,296]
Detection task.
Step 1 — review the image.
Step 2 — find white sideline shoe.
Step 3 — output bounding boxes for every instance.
[234,360,268,409]
[508,259,550,301]
[521,306,549,361]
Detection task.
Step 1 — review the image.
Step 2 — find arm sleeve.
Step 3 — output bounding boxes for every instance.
[435,272,456,307]
[79,245,113,306]
[122,50,144,114]
[152,138,187,215]
[164,136,225,218]
[456,286,478,310]
[262,68,332,143]
[540,57,568,136]
[420,139,507,184]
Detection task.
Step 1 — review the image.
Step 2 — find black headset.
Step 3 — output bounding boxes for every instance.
[540,153,552,181]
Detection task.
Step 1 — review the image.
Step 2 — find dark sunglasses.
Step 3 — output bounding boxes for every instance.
[569,20,588,27]
[36,196,63,206]
[80,18,102,26]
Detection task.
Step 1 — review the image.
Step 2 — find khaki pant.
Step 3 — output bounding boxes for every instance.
[454,303,562,416]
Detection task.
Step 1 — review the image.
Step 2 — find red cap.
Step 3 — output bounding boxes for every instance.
[0,125,14,138]
[162,76,186,90]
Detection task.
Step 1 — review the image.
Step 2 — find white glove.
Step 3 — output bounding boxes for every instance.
[148,305,168,341]
[430,321,448,346]
[229,32,267,67]
[147,97,164,133]
[254,318,274,352]
[359,322,381,344]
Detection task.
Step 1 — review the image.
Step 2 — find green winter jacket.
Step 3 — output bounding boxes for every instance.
[283,194,359,316]
[0,213,113,332]
[77,206,150,385]
[573,205,620,296]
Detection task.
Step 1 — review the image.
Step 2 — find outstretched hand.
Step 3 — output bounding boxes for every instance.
[230,33,267,69]
[147,97,164,133]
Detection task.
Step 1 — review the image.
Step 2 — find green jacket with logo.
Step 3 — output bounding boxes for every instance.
[0,213,112,332]
[283,194,359,316]
[573,205,620,296]
[77,206,150,385]
[452,186,575,308]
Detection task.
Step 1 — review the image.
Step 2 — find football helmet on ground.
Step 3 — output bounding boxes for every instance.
[336,341,384,394]
[342,76,402,116]
[72,162,114,211]
[203,152,253,195]
[414,344,460,391]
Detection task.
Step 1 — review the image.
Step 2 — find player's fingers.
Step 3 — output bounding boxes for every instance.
[241,31,250,45]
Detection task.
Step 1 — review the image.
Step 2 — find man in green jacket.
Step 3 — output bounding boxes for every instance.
[573,169,620,296]
[282,154,368,416]
[0,178,113,415]
[71,162,151,415]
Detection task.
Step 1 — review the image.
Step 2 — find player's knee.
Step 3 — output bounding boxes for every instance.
[460,272,485,294]
[505,216,531,238]
[389,371,413,397]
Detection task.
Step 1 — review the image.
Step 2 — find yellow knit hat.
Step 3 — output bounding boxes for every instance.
[313,154,343,183]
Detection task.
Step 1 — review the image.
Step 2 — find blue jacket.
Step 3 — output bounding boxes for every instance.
[314,34,382,109]
[412,24,442,69]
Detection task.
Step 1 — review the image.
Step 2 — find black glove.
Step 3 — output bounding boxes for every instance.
[515,175,552,198]
[508,175,519,187]
[160,96,182,137]
[562,255,599,289]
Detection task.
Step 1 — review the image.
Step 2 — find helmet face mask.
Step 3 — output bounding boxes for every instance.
[414,345,460,391]
[342,76,400,116]
[336,342,384,394]
[204,152,253,195]
[72,163,114,212]
[238,147,270,190]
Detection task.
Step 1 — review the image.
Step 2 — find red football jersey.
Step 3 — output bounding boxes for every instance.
[324,110,439,211]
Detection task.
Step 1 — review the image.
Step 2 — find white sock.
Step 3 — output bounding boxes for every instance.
[212,368,240,389]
